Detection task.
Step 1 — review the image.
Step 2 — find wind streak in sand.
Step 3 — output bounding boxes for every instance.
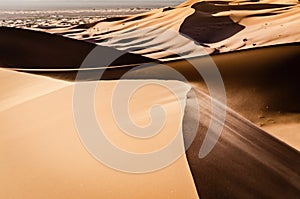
[184,89,300,198]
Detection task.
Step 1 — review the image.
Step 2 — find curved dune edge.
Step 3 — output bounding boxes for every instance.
[0,68,199,199]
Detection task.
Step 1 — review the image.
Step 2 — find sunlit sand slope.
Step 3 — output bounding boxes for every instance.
[0,69,198,199]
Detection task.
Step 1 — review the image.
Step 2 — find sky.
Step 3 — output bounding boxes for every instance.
[0,0,184,10]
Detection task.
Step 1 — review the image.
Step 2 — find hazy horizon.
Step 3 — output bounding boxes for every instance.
[0,0,184,10]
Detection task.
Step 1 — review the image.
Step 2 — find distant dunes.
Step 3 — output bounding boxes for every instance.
[42,0,300,61]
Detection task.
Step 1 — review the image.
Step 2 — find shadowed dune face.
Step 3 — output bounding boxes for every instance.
[0,27,94,68]
[183,89,300,199]
[17,43,300,115]
[179,1,246,44]
[0,27,154,69]
[179,1,290,44]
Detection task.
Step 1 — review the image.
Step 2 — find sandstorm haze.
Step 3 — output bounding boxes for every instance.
[0,0,184,28]
[0,0,184,10]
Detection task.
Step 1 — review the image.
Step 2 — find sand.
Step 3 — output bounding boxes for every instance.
[0,68,198,199]
[0,27,154,69]
[184,89,300,198]
[2,42,299,198]
[0,0,300,198]
[41,0,300,61]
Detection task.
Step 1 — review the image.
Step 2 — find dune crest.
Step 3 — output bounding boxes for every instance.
[0,69,70,112]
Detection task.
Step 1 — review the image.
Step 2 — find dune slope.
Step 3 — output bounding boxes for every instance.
[11,42,299,150]
[0,27,154,69]
[0,69,199,199]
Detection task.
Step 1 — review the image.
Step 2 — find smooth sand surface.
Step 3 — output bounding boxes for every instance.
[0,69,70,112]
[0,69,198,199]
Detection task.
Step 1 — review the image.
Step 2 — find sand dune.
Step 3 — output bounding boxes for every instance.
[2,41,299,198]
[42,0,300,61]
[0,69,198,199]
[0,0,300,198]
[7,40,299,150]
